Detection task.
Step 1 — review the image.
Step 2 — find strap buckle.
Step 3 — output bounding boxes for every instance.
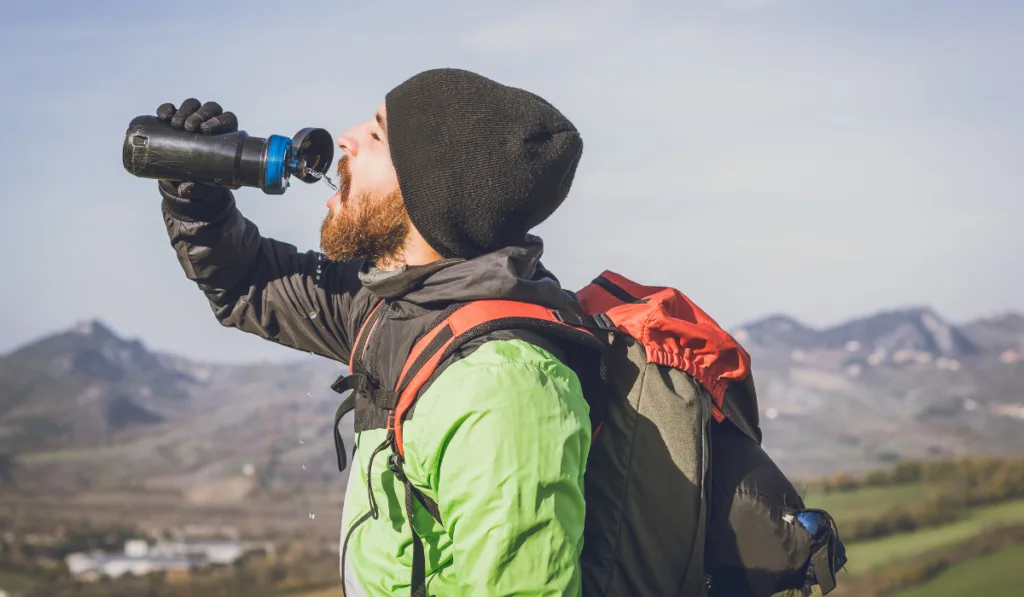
[553,310,617,332]
[331,373,367,394]
[388,452,407,482]
[331,373,398,408]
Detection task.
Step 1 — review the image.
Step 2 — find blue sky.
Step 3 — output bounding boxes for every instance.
[1,0,1021,363]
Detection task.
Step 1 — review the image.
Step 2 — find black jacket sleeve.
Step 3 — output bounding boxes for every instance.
[159,180,364,363]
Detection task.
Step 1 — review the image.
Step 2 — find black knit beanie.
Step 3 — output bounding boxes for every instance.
[385,68,582,259]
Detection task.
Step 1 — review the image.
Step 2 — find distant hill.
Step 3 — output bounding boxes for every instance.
[2,304,1023,496]
[0,320,198,449]
[731,307,1024,476]
[736,306,980,357]
[960,312,1024,353]
[0,319,352,500]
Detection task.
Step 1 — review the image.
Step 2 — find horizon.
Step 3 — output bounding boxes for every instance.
[2,0,1021,364]
[7,300,1020,367]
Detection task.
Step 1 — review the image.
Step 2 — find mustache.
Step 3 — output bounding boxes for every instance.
[336,154,352,190]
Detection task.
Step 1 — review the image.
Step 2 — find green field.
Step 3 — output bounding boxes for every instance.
[893,542,1024,597]
[843,498,1024,575]
[806,482,936,523]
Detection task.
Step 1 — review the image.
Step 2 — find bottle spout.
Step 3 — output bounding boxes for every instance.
[290,127,334,184]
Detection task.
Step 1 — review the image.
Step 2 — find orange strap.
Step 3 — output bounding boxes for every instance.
[391,300,586,457]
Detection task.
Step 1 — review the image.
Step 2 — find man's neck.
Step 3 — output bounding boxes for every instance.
[373,256,407,272]
[384,232,444,270]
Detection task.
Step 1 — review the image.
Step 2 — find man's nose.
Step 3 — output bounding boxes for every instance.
[337,130,359,156]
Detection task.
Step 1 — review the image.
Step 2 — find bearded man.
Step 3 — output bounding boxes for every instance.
[157,68,590,597]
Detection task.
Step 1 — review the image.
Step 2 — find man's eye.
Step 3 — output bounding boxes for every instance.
[370,131,381,141]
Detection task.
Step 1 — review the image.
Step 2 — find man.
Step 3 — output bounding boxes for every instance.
[158,68,591,596]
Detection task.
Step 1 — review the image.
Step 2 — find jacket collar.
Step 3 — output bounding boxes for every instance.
[358,235,580,312]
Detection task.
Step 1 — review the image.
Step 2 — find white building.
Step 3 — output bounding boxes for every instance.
[65,551,191,580]
[148,541,244,565]
[65,538,244,580]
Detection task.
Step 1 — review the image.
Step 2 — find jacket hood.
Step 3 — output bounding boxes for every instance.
[359,235,581,313]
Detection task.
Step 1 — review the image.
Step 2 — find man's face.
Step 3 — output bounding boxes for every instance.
[319,101,409,265]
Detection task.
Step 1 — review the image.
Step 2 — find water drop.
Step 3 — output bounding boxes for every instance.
[308,311,318,320]
[299,438,305,445]
[301,464,307,470]
[306,169,339,193]
[308,512,316,520]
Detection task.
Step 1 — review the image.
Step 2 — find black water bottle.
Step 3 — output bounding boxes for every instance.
[122,115,334,195]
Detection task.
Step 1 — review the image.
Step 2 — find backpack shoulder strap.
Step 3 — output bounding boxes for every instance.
[389,299,604,457]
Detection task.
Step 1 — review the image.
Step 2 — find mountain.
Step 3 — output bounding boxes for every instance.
[735,307,979,358]
[961,312,1024,353]
[817,306,979,357]
[731,307,1024,477]
[3,305,1023,497]
[733,315,820,350]
[0,319,198,450]
[1,319,353,500]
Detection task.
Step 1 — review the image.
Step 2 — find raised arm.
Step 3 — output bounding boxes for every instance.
[154,99,366,363]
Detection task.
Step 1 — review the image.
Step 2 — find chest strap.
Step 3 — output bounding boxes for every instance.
[331,373,399,472]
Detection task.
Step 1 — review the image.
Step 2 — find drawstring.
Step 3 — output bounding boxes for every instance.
[365,434,393,519]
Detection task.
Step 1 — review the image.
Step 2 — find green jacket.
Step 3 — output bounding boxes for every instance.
[159,181,591,597]
[342,338,589,597]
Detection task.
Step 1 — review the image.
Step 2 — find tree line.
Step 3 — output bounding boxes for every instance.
[813,457,1024,542]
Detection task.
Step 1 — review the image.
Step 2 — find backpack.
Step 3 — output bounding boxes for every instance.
[332,271,847,597]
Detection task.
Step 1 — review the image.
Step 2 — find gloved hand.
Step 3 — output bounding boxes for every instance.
[156,98,238,134]
[155,99,239,199]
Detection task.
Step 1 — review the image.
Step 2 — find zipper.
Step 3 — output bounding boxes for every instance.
[358,304,388,367]
[364,301,395,380]
[683,385,713,594]
[699,389,712,590]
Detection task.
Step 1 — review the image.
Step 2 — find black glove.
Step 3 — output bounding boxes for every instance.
[156,98,238,134]
[155,99,239,199]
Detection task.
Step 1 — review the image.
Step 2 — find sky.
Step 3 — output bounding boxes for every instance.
[0,0,1021,364]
